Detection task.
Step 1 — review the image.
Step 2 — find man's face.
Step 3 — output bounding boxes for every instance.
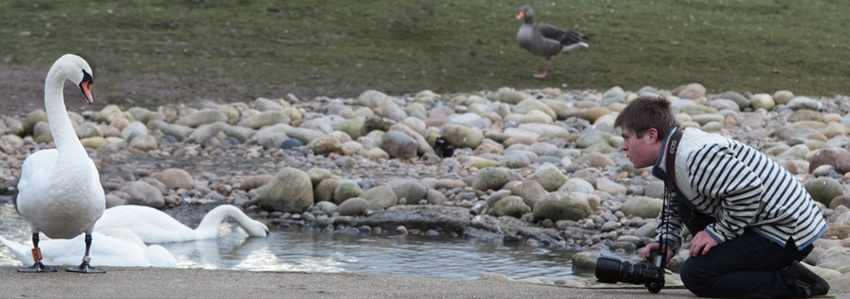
[620,127,661,169]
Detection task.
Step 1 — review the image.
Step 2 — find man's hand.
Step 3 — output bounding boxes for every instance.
[641,242,674,266]
[689,230,719,257]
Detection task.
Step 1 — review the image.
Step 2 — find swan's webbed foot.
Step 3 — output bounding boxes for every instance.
[66,257,105,274]
[17,261,57,273]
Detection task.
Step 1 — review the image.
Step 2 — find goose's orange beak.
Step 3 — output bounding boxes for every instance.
[516,11,525,20]
[79,71,94,104]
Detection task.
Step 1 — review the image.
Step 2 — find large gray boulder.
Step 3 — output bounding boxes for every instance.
[361,185,399,209]
[491,196,531,218]
[532,192,592,222]
[257,167,314,213]
[472,167,509,192]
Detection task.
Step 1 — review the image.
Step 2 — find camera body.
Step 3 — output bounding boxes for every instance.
[595,251,665,293]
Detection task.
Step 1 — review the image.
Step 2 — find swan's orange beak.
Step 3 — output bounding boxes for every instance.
[79,71,94,104]
[517,11,525,20]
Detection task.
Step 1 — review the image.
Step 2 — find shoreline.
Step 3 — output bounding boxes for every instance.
[0,267,696,299]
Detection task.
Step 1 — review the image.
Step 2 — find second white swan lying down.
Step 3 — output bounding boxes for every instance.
[0,228,176,268]
[94,204,269,243]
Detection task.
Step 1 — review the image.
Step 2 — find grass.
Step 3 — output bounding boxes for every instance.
[1,0,848,109]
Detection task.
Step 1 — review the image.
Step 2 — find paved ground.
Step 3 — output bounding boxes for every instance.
[0,267,696,299]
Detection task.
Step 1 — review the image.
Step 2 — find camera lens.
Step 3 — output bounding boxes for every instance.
[595,254,648,284]
[595,255,623,283]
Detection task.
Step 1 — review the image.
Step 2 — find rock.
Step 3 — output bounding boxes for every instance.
[602,86,626,100]
[715,91,749,111]
[257,167,314,213]
[804,177,845,206]
[750,93,775,111]
[595,178,627,195]
[337,197,370,216]
[571,251,598,270]
[472,167,509,192]
[575,130,611,149]
[492,88,528,105]
[333,117,367,140]
[104,194,125,208]
[312,137,343,156]
[425,189,447,205]
[152,168,196,190]
[76,122,103,139]
[128,134,157,151]
[32,122,52,143]
[363,147,390,160]
[558,178,595,194]
[772,90,794,105]
[80,137,108,149]
[149,121,193,141]
[573,152,615,168]
[307,168,335,188]
[280,138,304,149]
[235,174,273,191]
[390,180,427,204]
[120,121,147,141]
[313,201,338,215]
[786,96,820,111]
[176,109,228,127]
[361,185,399,209]
[510,180,549,208]
[809,149,850,174]
[491,196,531,218]
[253,97,285,111]
[441,124,484,149]
[515,98,557,120]
[532,191,592,222]
[333,180,363,204]
[621,196,662,218]
[120,181,165,208]
[675,83,707,102]
[313,179,339,203]
[829,195,850,209]
[529,163,568,192]
[237,110,290,129]
[381,131,418,159]
[23,109,47,136]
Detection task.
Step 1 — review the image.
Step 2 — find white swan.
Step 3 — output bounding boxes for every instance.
[94,204,269,243]
[0,229,177,268]
[15,54,105,273]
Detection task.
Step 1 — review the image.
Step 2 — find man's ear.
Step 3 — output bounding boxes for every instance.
[647,128,659,143]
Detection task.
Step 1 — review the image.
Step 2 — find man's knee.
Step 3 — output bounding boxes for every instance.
[679,258,714,296]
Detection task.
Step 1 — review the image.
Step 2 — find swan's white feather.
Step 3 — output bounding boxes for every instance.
[94,204,269,243]
[0,230,176,268]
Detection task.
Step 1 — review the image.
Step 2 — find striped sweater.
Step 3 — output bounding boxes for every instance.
[651,127,827,252]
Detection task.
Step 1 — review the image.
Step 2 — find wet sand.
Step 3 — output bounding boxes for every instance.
[0,267,695,298]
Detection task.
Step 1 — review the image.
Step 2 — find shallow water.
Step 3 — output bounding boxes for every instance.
[0,203,597,281]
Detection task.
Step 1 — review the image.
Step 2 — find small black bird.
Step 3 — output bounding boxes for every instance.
[434,136,455,158]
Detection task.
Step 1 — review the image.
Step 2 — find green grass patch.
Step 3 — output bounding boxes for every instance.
[1,0,848,108]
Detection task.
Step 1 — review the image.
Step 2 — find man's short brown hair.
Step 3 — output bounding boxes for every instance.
[614,95,680,138]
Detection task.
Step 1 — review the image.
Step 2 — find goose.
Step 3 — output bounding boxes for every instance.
[94,204,269,243]
[516,5,589,79]
[15,54,105,273]
[0,229,177,268]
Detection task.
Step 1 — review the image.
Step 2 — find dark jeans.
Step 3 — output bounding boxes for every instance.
[677,200,813,298]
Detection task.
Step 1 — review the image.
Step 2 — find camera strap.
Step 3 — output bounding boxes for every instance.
[661,127,683,269]
[664,128,682,202]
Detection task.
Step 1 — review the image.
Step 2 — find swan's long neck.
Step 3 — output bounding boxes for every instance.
[195,206,256,239]
[44,70,86,158]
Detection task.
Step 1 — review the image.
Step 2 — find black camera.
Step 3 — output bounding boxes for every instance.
[595,251,665,293]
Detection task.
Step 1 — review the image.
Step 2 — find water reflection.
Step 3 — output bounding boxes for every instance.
[0,203,594,281]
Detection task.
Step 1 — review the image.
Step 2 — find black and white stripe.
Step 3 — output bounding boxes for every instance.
[655,128,827,252]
